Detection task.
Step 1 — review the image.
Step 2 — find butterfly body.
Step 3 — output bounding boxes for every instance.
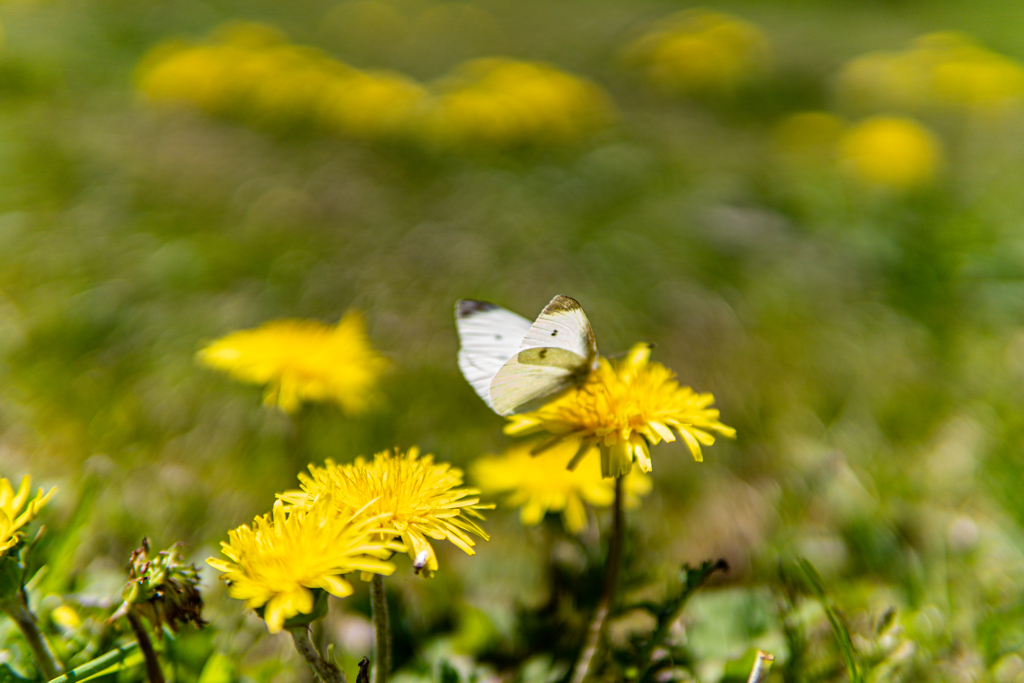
[455,295,598,415]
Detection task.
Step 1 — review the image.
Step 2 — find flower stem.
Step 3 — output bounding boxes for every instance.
[4,591,63,681]
[290,626,347,683]
[126,610,165,683]
[47,642,138,683]
[570,475,624,683]
[370,574,390,683]
[747,651,775,683]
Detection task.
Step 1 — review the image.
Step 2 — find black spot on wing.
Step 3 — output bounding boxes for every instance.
[456,299,498,318]
[551,330,558,337]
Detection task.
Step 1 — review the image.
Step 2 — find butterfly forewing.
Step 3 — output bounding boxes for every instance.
[455,299,533,409]
[518,295,598,367]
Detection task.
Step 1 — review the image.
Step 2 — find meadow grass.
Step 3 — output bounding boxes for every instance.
[3,0,1024,681]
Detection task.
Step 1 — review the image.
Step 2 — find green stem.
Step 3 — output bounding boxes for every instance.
[370,574,390,683]
[4,590,63,681]
[636,559,728,683]
[570,476,624,683]
[126,610,165,683]
[290,627,347,683]
[47,641,139,683]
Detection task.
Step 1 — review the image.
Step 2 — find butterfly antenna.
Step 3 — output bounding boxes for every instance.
[604,342,655,360]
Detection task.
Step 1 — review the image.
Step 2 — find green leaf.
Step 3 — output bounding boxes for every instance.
[0,549,25,607]
[0,663,32,683]
[437,659,462,683]
[796,558,862,683]
[198,652,236,683]
[634,558,729,683]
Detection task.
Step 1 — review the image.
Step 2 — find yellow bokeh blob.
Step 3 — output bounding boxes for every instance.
[838,116,942,189]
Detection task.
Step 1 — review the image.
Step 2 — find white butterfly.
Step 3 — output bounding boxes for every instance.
[455,294,599,416]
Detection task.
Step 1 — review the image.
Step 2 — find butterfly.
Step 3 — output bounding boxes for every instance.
[455,294,599,416]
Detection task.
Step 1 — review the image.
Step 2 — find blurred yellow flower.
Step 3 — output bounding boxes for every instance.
[207,499,399,633]
[424,58,614,150]
[136,23,611,150]
[506,344,735,479]
[838,116,942,189]
[197,311,388,415]
[136,23,424,140]
[471,439,652,534]
[836,32,1024,116]
[281,447,490,575]
[319,69,428,140]
[0,476,55,557]
[50,604,82,631]
[623,9,771,95]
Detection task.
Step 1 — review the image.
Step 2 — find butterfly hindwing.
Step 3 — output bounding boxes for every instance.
[489,346,589,416]
[455,299,533,409]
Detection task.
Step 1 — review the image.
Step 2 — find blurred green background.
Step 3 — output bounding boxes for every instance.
[5,0,1024,680]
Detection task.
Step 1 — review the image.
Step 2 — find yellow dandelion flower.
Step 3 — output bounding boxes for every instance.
[471,439,652,534]
[318,69,428,140]
[423,58,614,150]
[0,476,56,557]
[136,44,238,114]
[838,116,942,190]
[207,499,400,633]
[505,344,735,479]
[282,448,491,574]
[197,311,388,415]
[834,32,1024,116]
[623,9,771,96]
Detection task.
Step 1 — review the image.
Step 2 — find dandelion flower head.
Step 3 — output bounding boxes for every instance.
[207,498,400,633]
[197,311,388,415]
[623,9,771,96]
[0,475,56,557]
[836,32,1024,116]
[838,116,942,190]
[424,57,615,150]
[472,439,652,534]
[136,23,427,140]
[281,448,491,574]
[505,344,735,479]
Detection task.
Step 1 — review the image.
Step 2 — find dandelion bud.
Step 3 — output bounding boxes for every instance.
[112,539,205,635]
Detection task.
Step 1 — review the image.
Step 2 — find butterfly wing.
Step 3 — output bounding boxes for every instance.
[489,346,590,416]
[518,295,598,363]
[489,295,599,416]
[455,299,533,410]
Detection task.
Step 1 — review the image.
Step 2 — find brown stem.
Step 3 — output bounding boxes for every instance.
[570,476,624,683]
[290,626,347,683]
[4,591,63,681]
[126,610,165,683]
[370,574,390,683]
